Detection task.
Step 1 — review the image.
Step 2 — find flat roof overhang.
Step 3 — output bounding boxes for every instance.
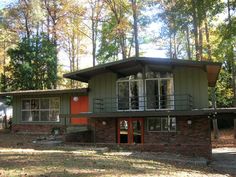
[63,57,222,87]
[0,88,88,97]
[60,108,236,119]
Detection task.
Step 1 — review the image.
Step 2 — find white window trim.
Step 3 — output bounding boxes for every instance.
[145,77,174,111]
[116,79,144,111]
[21,97,60,123]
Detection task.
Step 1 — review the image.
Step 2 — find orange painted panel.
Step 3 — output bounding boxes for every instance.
[70,96,89,125]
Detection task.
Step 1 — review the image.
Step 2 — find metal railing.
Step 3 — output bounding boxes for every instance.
[93,94,193,113]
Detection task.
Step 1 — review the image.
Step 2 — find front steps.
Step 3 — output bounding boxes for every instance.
[65,125,91,142]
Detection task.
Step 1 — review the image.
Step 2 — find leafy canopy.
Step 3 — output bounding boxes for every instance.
[7,33,57,90]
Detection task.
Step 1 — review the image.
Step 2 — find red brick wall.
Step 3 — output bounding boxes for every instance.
[93,116,212,159]
[12,124,65,134]
[144,117,212,158]
[94,118,116,143]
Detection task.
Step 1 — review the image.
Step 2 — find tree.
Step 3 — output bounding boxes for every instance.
[131,0,139,57]
[104,0,132,59]
[97,15,120,63]
[0,9,18,92]
[7,33,57,90]
[87,0,104,66]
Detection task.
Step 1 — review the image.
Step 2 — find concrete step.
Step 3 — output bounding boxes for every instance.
[66,125,89,134]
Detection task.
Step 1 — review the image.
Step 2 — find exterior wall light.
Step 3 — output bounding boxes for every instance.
[102,121,107,125]
[73,96,79,102]
[137,72,143,79]
[187,120,192,125]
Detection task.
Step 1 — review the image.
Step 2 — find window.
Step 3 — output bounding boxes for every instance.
[117,74,144,111]
[145,72,174,110]
[147,117,176,132]
[21,98,60,122]
[116,72,174,111]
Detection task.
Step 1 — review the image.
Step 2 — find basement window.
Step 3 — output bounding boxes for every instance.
[21,98,60,122]
[147,117,176,132]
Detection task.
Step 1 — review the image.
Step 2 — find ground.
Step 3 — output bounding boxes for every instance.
[0,130,235,177]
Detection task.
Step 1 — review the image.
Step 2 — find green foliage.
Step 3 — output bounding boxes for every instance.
[97,16,120,63]
[7,33,57,90]
[215,69,233,107]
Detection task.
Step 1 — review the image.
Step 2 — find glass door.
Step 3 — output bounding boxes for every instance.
[118,119,129,143]
[117,80,144,111]
[118,118,144,144]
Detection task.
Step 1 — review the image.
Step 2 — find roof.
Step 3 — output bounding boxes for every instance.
[63,57,222,87]
[0,88,88,97]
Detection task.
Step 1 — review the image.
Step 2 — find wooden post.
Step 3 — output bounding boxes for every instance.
[234,119,236,139]
[213,118,219,139]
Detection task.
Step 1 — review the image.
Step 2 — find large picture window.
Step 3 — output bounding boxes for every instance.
[116,72,174,111]
[21,98,60,122]
[147,117,176,132]
[145,72,174,110]
[117,75,144,111]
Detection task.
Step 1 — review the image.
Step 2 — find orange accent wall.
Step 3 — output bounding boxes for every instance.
[70,96,89,125]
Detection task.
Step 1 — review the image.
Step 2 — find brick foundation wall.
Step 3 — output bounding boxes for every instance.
[94,118,116,143]
[12,124,65,134]
[144,117,212,159]
[93,116,212,159]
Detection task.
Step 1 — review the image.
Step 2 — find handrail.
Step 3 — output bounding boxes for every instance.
[93,94,193,113]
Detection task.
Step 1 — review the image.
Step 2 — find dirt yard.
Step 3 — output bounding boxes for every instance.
[0,130,234,177]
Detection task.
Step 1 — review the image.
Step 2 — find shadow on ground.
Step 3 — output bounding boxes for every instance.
[211,148,236,176]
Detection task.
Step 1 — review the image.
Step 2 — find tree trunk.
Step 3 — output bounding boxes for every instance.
[211,87,219,139]
[213,119,219,139]
[234,119,236,139]
[199,24,203,60]
[91,6,96,67]
[2,39,6,92]
[21,0,30,39]
[227,0,236,106]
[204,19,212,60]
[120,36,127,59]
[131,0,139,57]
[191,0,200,60]
[169,34,172,59]
[186,26,191,60]
[173,32,177,59]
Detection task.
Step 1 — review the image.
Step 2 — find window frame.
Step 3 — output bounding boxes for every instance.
[145,77,174,111]
[21,97,60,123]
[116,78,144,111]
[147,117,176,132]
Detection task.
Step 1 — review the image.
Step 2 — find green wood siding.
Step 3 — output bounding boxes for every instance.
[88,66,209,112]
[89,72,117,111]
[174,67,208,109]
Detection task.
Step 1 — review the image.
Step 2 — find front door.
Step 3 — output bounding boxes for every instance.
[70,96,89,125]
[118,118,144,144]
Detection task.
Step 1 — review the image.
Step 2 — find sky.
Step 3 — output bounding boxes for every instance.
[0,0,16,9]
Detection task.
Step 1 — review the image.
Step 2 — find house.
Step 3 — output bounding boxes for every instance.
[0,57,222,159]
[63,57,221,159]
[0,89,89,134]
